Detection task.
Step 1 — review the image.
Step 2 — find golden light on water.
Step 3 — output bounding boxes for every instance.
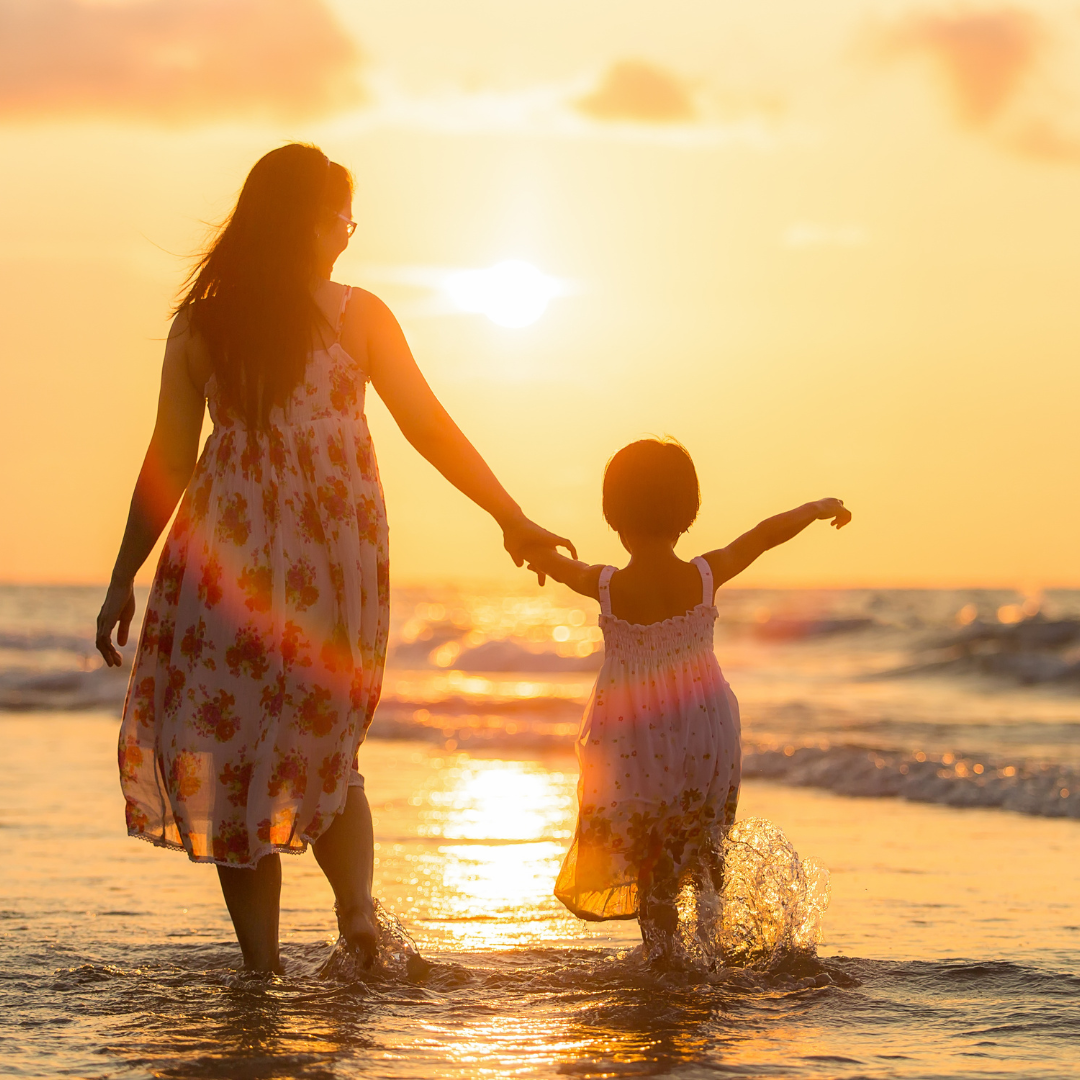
[997,604,1024,625]
[429,763,571,942]
[424,762,569,842]
[372,754,584,950]
[440,843,565,913]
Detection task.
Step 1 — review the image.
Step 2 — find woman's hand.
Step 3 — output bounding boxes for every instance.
[501,513,577,585]
[814,498,852,529]
[96,579,137,668]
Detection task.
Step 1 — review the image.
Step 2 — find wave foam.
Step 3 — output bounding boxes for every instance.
[744,745,1080,819]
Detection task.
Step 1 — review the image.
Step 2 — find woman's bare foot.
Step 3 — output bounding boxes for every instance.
[336,900,378,967]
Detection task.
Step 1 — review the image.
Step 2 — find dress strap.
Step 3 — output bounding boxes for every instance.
[691,556,714,606]
[334,285,352,341]
[597,566,616,618]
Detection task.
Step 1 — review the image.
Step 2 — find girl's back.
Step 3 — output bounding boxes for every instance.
[605,554,706,626]
[554,555,742,923]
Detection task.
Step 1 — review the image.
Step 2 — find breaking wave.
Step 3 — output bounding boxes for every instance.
[743,744,1080,819]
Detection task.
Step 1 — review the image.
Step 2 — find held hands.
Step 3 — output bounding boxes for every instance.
[501,512,577,585]
[814,498,852,529]
[96,579,137,668]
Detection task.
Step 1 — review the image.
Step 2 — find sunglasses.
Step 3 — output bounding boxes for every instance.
[337,213,357,237]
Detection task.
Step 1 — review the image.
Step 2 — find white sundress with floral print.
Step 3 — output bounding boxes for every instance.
[118,286,390,868]
[555,557,742,921]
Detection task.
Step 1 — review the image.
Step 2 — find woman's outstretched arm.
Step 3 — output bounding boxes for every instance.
[704,498,851,589]
[96,314,206,666]
[357,290,576,569]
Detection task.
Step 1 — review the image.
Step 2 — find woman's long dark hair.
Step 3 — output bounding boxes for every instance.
[177,143,353,430]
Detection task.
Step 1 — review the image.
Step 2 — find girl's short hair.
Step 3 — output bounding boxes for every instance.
[602,438,700,537]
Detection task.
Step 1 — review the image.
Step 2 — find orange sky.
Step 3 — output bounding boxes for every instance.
[0,0,1078,587]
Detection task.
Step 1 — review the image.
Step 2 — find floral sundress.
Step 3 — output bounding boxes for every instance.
[118,286,390,867]
[555,557,742,920]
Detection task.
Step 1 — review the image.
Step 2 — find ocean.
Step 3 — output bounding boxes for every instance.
[2,583,1079,1078]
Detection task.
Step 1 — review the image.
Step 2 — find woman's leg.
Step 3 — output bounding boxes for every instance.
[312,785,378,962]
[216,854,282,973]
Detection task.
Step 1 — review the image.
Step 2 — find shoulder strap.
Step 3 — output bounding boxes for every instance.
[691,556,714,606]
[597,566,616,618]
[334,285,352,341]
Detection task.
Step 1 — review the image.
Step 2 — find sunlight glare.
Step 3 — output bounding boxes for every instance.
[444,259,561,327]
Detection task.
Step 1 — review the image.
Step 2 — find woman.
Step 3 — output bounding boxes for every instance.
[95,143,573,973]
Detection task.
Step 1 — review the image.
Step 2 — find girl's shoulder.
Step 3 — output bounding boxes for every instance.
[605,557,711,625]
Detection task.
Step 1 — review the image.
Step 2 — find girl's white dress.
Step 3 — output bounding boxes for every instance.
[555,557,742,921]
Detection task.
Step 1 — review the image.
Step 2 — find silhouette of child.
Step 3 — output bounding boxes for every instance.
[525,438,851,960]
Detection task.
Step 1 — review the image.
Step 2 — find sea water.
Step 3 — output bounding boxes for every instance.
[1,584,1079,1078]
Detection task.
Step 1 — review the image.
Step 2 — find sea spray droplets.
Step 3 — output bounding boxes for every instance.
[319,900,430,982]
[718,818,830,969]
[661,818,830,972]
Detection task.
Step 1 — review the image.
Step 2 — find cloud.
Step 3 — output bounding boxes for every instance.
[574,60,696,123]
[0,0,361,124]
[1007,116,1080,162]
[319,71,781,149]
[0,6,782,150]
[871,7,1041,127]
[866,6,1080,164]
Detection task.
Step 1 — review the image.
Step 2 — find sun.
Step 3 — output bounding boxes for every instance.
[444,260,562,328]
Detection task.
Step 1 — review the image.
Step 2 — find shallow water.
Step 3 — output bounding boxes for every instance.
[5,584,1080,818]
[3,715,1079,1079]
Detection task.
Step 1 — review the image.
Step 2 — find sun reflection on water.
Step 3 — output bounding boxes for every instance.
[440,842,565,908]
[373,754,587,951]
[423,763,573,943]
[423,762,571,841]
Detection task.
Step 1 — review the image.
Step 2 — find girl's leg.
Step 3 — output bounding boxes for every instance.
[312,785,378,962]
[638,850,679,961]
[216,854,282,973]
[699,831,726,896]
[688,841,725,965]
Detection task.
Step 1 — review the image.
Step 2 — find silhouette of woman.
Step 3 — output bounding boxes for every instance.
[95,143,573,973]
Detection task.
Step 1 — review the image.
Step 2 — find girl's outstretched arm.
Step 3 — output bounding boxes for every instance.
[705,498,851,588]
[523,547,604,601]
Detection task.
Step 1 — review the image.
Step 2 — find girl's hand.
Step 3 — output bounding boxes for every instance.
[96,579,137,668]
[814,498,852,529]
[502,513,577,585]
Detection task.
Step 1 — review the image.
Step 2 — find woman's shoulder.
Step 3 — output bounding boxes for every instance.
[336,284,400,337]
[336,284,415,379]
[325,285,393,377]
[332,282,388,313]
[167,307,213,392]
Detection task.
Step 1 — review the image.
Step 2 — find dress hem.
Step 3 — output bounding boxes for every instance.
[128,828,314,869]
[559,902,640,923]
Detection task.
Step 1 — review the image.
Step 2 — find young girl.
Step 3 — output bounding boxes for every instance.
[525,438,851,960]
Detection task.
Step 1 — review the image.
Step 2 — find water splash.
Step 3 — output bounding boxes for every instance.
[318,900,431,982]
[668,817,831,972]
